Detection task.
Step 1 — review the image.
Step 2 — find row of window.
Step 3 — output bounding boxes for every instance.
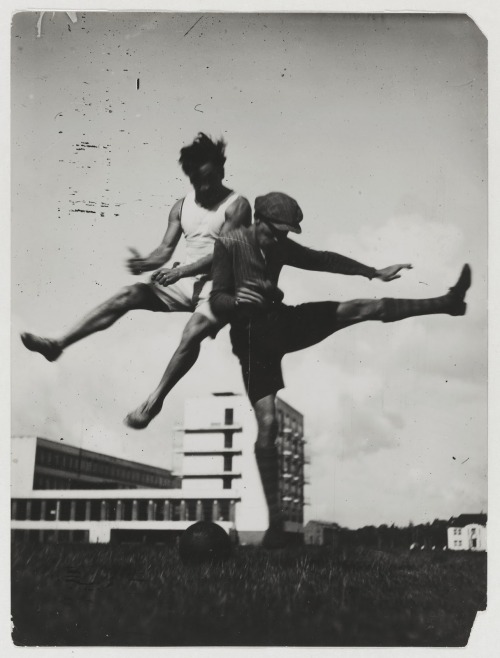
[452,527,481,536]
[282,462,304,476]
[12,529,89,544]
[277,436,304,452]
[33,474,149,491]
[281,499,303,509]
[34,475,74,490]
[281,507,304,523]
[35,448,174,488]
[13,527,240,545]
[280,482,304,496]
[12,498,235,523]
[277,410,303,436]
[452,539,480,548]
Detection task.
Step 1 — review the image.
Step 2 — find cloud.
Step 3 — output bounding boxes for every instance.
[288,358,407,462]
[337,391,405,459]
[307,444,487,529]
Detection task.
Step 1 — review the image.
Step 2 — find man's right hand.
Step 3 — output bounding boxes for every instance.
[126,247,149,275]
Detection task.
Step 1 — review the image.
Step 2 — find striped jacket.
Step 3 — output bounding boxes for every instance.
[210,226,376,321]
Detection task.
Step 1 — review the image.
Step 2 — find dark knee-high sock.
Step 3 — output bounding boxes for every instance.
[381,264,471,323]
[254,445,281,523]
[380,294,458,322]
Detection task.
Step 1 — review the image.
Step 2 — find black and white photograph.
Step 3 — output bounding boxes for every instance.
[8,4,491,650]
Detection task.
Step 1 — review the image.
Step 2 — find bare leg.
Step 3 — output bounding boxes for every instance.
[125,313,217,429]
[253,394,279,450]
[21,283,165,361]
[253,394,287,548]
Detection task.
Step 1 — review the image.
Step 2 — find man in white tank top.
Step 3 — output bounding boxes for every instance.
[21,133,251,428]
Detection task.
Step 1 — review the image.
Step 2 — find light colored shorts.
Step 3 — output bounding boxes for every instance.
[149,275,219,325]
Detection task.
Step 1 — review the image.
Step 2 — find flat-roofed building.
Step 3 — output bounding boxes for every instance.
[11,394,307,545]
[12,436,180,495]
[179,393,308,544]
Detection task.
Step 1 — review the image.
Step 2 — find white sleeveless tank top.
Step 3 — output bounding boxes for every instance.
[180,190,238,265]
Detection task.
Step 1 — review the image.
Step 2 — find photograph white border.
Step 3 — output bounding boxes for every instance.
[1,1,497,656]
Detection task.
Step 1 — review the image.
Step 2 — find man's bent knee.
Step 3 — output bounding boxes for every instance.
[338,298,385,323]
[255,412,278,448]
[179,315,215,347]
[113,284,162,311]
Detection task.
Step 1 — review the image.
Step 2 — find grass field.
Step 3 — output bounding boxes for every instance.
[11,542,486,647]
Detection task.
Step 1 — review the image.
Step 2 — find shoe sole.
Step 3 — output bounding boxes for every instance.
[450,302,467,317]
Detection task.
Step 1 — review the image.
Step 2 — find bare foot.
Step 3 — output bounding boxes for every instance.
[21,333,63,362]
[124,398,163,430]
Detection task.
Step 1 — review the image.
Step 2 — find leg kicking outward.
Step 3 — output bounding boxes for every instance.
[125,311,216,427]
[21,133,251,427]
[210,192,471,547]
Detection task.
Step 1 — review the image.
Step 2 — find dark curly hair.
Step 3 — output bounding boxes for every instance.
[178,133,227,176]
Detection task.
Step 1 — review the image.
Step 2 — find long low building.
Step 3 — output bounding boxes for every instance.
[11,393,309,545]
[11,435,235,543]
[12,436,180,493]
[11,488,237,544]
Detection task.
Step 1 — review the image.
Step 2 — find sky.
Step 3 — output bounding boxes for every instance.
[10,10,488,529]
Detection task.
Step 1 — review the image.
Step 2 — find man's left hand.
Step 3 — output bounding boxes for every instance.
[374,264,413,282]
[236,286,267,309]
[151,265,183,287]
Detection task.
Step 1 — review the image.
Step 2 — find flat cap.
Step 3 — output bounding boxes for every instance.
[254,192,303,234]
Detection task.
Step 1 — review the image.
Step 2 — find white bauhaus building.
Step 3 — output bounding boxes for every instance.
[11,393,308,545]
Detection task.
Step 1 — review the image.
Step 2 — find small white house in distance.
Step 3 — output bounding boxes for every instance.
[304,521,340,547]
[447,514,487,552]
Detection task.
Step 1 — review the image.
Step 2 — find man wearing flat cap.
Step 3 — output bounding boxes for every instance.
[210,191,471,548]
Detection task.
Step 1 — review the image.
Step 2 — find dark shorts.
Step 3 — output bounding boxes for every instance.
[230,301,341,404]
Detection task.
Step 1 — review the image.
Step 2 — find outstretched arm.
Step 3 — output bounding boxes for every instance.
[373,264,413,281]
[127,199,184,275]
[152,195,252,287]
[283,239,412,282]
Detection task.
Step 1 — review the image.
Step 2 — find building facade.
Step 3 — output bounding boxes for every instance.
[447,514,487,552]
[178,393,308,544]
[304,521,341,547]
[12,436,180,495]
[11,488,238,544]
[275,397,308,532]
[11,394,308,545]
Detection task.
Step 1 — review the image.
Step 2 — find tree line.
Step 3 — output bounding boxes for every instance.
[337,519,449,550]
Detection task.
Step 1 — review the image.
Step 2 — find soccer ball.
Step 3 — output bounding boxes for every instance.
[179,521,232,564]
